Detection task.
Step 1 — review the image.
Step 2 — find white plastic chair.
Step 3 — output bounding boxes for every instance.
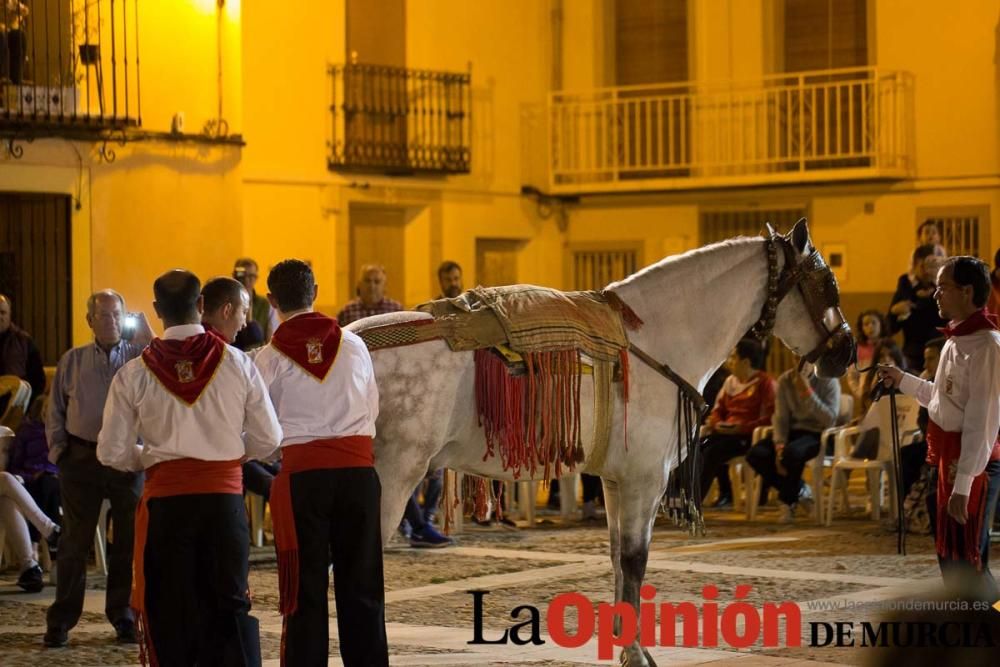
[246,492,266,547]
[93,499,111,575]
[825,395,921,525]
[0,376,31,430]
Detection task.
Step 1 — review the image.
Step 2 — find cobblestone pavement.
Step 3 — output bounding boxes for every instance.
[1,503,997,666]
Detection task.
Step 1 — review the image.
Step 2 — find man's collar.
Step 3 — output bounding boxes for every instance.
[163,324,205,340]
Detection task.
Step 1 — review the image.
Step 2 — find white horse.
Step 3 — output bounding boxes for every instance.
[348,220,853,666]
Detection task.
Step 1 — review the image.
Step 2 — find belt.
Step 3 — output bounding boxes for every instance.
[68,434,97,448]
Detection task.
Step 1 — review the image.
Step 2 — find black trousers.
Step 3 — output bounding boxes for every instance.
[746,429,821,506]
[699,433,752,502]
[284,467,388,667]
[47,436,143,631]
[144,493,260,667]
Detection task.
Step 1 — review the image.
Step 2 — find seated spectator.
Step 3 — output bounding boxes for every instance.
[746,358,840,523]
[889,244,948,371]
[698,338,775,508]
[859,339,906,415]
[0,294,45,411]
[845,310,888,412]
[919,337,946,534]
[849,341,925,495]
[0,396,61,592]
[336,265,403,325]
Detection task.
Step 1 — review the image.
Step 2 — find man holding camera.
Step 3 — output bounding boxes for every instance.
[44,290,152,648]
[878,256,1000,599]
[233,257,280,348]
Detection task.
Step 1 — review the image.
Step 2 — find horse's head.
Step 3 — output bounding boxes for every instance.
[761,219,855,378]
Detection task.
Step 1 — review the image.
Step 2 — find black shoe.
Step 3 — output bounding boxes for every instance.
[114,620,138,644]
[710,495,733,509]
[16,565,43,593]
[46,525,61,557]
[43,627,68,648]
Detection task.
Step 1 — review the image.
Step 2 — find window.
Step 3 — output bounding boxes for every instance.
[569,244,641,291]
[699,207,806,245]
[918,207,990,259]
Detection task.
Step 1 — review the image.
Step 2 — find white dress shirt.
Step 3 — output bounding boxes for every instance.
[254,315,378,446]
[899,327,1000,495]
[97,324,283,472]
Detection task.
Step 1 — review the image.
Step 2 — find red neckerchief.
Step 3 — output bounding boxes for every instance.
[269,312,342,381]
[937,308,1000,339]
[202,323,229,344]
[141,333,226,405]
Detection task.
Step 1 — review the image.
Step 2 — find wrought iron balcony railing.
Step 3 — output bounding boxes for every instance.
[548,67,914,193]
[0,0,140,131]
[328,62,471,175]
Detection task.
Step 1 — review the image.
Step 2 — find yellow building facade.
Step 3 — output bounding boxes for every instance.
[1,0,998,363]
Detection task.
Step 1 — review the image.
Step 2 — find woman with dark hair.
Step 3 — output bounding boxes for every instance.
[846,310,889,412]
[860,339,907,414]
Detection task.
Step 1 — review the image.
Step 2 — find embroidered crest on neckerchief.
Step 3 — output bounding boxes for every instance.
[306,338,323,364]
[175,360,195,383]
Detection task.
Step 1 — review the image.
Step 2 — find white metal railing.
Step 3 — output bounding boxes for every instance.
[549,67,914,191]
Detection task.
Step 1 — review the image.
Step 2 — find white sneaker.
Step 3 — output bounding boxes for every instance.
[778,503,796,524]
[799,483,814,501]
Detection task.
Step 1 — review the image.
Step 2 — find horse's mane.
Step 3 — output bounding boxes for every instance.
[607,235,763,291]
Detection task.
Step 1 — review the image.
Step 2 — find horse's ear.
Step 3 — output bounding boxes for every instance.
[790,218,811,255]
[764,222,777,238]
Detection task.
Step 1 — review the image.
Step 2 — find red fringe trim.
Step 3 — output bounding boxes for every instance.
[603,290,644,330]
[475,349,584,479]
[135,611,158,667]
[277,550,300,615]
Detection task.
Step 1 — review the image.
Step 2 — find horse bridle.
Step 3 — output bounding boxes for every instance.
[748,225,853,369]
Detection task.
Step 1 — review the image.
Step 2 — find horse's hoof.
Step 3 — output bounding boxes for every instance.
[619,645,656,667]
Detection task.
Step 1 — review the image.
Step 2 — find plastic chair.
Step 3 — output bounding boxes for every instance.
[0,376,31,431]
[93,499,111,575]
[825,395,921,525]
[246,492,266,547]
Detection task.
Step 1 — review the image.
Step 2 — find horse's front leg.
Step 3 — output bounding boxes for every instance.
[602,478,624,605]
[376,442,435,546]
[614,477,665,667]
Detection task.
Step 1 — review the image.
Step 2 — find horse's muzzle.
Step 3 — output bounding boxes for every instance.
[814,328,856,378]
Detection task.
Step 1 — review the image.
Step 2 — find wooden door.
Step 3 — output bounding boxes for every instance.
[349,205,406,304]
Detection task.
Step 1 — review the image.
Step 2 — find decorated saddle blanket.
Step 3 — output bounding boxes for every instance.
[353,286,640,479]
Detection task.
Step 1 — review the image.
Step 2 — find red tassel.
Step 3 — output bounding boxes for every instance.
[277,550,300,615]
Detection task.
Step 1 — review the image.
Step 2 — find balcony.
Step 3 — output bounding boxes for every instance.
[328,62,471,175]
[548,67,914,194]
[0,0,140,134]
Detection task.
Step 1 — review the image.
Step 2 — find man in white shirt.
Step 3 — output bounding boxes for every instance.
[98,270,282,665]
[201,277,281,502]
[255,259,388,667]
[879,256,1000,598]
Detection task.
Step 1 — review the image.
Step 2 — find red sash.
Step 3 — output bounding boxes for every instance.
[925,421,997,570]
[270,437,373,615]
[132,458,243,667]
[269,312,342,381]
[141,334,225,405]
